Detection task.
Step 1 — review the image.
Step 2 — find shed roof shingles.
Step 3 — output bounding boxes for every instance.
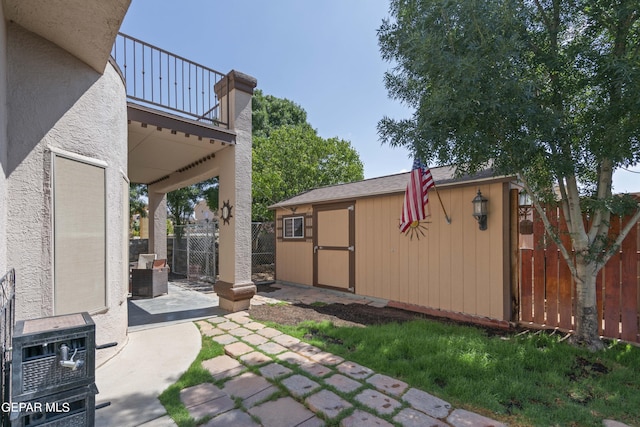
[269,166,507,209]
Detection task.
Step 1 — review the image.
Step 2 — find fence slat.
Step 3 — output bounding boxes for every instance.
[546,207,559,326]
[533,208,546,324]
[603,216,621,338]
[521,249,533,322]
[620,218,639,342]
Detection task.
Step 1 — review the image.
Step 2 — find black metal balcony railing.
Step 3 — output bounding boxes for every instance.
[111,33,228,128]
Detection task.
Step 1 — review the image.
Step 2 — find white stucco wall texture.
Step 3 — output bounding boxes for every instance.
[6,23,128,364]
[0,9,8,273]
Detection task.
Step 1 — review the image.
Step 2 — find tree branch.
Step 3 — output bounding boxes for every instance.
[520,176,578,279]
[532,0,553,33]
[587,159,613,244]
[596,203,640,270]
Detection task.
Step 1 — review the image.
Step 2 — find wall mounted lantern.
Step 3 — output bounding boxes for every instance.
[472,189,488,230]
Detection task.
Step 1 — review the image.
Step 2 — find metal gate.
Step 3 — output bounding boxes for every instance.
[172,222,217,283]
[252,222,275,281]
[1,269,16,426]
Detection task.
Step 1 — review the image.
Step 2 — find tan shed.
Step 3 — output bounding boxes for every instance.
[270,166,518,327]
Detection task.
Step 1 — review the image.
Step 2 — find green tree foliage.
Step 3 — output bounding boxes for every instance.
[201,177,219,213]
[167,185,201,237]
[378,0,640,350]
[252,125,364,221]
[165,90,363,224]
[129,183,147,237]
[252,89,308,137]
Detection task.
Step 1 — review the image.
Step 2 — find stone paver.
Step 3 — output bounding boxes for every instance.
[243,385,280,409]
[244,321,266,331]
[207,316,226,324]
[186,395,235,420]
[340,409,394,427]
[248,397,318,427]
[202,327,225,337]
[355,389,402,415]
[308,351,344,366]
[180,383,225,407]
[257,341,287,355]
[324,374,362,394]
[296,416,325,427]
[196,320,214,331]
[228,327,252,337]
[138,415,177,427]
[225,312,251,324]
[203,409,260,427]
[290,342,323,358]
[222,372,273,399]
[202,355,245,380]
[224,341,254,357]
[242,333,269,346]
[256,327,282,338]
[298,361,332,378]
[240,351,272,366]
[336,361,374,380]
[217,321,240,330]
[259,363,293,380]
[447,409,506,427]
[277,351,311,365]
[306,389,352,419]
[281,374,321,398]
[211,334,238,345]
[402,388,451,419]
[603,421,633,427]
[366,373,408,397]
[271,333,300,347]
[393,408,449,427]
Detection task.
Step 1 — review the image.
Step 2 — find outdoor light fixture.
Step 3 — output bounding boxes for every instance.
[472,189,488,230]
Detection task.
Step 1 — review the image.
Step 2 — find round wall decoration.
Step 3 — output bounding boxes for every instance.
[221,200,233,225]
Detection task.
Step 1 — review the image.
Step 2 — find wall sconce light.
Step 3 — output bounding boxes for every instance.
[472,189,488,230]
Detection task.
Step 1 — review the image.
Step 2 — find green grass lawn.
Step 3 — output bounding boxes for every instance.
[158,333,225,427]
[268,318,640,427]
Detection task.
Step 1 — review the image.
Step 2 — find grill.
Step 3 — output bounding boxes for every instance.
[10,313,96,426]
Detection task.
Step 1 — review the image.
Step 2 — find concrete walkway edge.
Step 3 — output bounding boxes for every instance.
[95,322,201,427]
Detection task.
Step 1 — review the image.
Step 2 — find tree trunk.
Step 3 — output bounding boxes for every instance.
[572,256,605,351]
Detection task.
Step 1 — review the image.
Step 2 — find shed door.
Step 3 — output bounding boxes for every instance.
[313,202,355,292]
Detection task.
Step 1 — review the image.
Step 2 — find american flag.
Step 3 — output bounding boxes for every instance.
[399,159,435,233]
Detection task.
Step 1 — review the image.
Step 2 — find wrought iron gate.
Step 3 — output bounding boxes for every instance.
[172,222,217,283]
[1,269,15,426]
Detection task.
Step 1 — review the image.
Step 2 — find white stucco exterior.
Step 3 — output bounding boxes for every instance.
[0,9,8,273]
[5,23,128,363]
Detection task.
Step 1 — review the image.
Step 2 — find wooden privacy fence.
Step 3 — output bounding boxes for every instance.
[519,205,640,344]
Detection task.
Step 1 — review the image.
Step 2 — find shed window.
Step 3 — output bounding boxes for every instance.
[283,216,304,239]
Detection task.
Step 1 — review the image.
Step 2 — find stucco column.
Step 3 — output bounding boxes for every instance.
[213,70,257,311]
[147,189,167,259]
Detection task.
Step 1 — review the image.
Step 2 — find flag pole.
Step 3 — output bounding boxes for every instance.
[433,187,451,224]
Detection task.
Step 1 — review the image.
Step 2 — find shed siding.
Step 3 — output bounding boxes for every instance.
[355,182,508,320]
[275,206,314,286]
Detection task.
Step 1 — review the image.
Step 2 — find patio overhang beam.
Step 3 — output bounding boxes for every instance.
[127,103,236,145]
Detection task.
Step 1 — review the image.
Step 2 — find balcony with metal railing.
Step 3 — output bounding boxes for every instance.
[111,33,228,128]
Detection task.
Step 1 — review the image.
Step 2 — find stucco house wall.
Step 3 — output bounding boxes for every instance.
[5,23,128,362]
[0,8,8,273]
